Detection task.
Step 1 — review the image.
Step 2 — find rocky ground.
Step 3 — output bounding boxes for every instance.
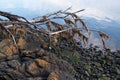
[0,26,120,80]
[74,47,120,80]
[0,47,75,80]
[53,41,120,80]
[0,28,75,80]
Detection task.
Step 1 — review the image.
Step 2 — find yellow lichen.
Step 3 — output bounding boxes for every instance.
[17,37,26,49]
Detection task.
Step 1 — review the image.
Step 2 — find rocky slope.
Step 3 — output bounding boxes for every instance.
[0,15,120,80]
[0,25,120,80]
[0,28,75,80]
[73,47,120,80]
[0,47,75,80]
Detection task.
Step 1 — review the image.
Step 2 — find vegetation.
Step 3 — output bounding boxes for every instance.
[0,8,109,51]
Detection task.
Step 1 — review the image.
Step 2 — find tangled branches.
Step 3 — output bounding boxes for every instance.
[0,8,109,50]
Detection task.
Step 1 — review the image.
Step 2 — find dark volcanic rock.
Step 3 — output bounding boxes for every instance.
[0,48,75,80]
[0,26,120,80]
[72,47,120,80]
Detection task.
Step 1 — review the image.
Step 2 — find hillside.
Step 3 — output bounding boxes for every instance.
[0,10,120,80]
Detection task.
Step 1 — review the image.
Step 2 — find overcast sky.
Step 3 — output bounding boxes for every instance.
[0,0,120,22]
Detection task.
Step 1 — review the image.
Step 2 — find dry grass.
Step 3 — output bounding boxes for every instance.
[0,8,109,50]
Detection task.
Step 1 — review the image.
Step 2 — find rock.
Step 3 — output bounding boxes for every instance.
[3,44,18,56]
[116,67,120,75]
[37,49,45,56]
[0,52,6,59]
[7,60,21,70]
[0,25,120,80]
[99,76,110,80]
[0,44,76,80]
[27,77,43,80]
[48,70,75,80]
[35,59,50,70]
[0,39,11,50]
[6,55,19,61]
[26,61,40,75]
[0,39,18,56]
[17,37,26,49]
[47,71,59,80]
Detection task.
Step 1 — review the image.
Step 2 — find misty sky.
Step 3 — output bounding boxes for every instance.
[0,0,120,22]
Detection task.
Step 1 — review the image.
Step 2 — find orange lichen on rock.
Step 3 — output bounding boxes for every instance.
[17,37,26,49]
[35,59,51,70]
[4,44,18,56]
[47,71,59,80]
[28,62,40,75]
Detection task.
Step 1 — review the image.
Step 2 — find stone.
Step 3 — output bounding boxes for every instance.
[17,37,26,49]
[7,60,21,70]
[3,44,18,56]
[35,59,50,70]
[37,49,45,56]
[27,61,40,75]
[0,52,6,59]
[27,77,43,80]
[47,71,59,80]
